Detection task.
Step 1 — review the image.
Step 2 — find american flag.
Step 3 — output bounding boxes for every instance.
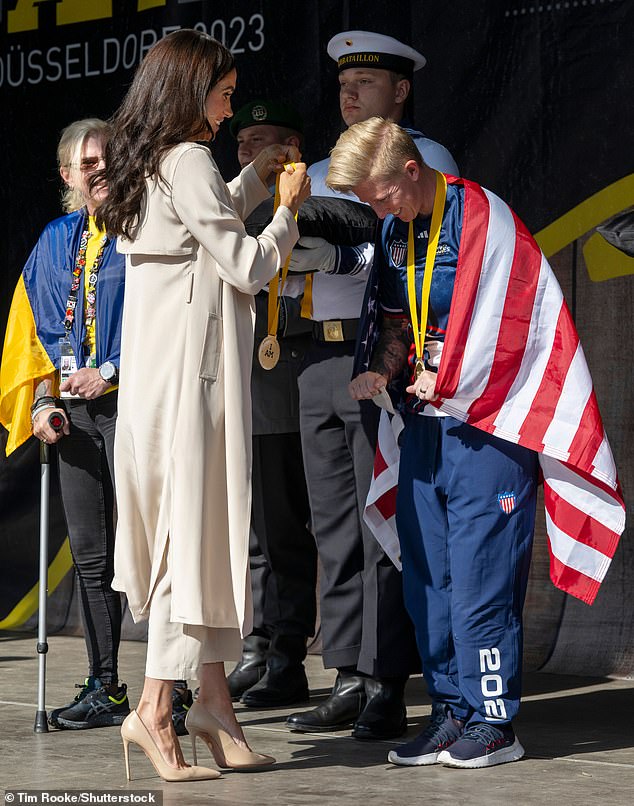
[363,176,625,606]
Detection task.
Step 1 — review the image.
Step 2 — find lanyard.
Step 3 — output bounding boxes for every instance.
[63,218,108,333]
[406,170,447,377]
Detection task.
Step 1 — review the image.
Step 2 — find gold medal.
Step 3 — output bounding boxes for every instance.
[415,359,425,379]
[258,334,280,370]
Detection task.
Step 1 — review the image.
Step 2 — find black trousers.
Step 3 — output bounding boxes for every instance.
[58,392,121,684]
[251,432,317,638]
[298,340,419,678]
[248,523,276,636]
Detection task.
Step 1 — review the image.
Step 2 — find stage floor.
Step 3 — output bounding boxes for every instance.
[1,633,633,805]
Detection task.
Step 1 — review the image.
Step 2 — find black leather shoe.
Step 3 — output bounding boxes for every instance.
[242,633,310,708]
[241,665,309,708]
[286,671,366,732]
[227,634,269,701]
[352,676,408,740]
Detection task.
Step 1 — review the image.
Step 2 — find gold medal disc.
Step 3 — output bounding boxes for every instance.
[258,334,281,370]
[415,359,425,379]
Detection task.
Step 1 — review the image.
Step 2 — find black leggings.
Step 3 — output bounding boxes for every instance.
[57,392,121,684]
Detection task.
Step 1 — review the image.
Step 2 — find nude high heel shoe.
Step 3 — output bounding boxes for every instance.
[185,701,275,769]
[121,710,221,782]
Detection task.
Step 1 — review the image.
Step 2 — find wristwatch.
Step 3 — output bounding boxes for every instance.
[99,361,119,384]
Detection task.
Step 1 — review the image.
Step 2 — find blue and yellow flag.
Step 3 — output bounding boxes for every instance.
[0,274,57,454]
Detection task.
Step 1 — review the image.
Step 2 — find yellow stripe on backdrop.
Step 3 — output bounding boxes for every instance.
[582,233,634,282]
[534,173,634,281]
[0,537,73,630]
[0,275,57,455]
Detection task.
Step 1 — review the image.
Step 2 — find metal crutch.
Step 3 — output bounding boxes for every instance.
[34,411,65,733]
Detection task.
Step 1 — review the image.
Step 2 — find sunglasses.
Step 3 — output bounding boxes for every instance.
[76,156,105,172]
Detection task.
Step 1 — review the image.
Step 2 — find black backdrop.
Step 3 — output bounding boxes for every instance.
[2,0,631,314]
[1,0,633,674]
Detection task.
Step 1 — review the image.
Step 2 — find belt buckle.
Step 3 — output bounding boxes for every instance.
[323,320,344,342]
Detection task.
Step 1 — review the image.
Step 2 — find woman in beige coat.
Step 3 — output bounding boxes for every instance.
[97,30,310,782]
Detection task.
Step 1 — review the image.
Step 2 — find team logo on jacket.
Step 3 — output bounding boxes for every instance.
[390,239,407,266]
[498,492,516,514]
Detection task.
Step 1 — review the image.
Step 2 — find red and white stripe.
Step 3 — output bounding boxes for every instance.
[364,177,625,605]
[364,410,404,570]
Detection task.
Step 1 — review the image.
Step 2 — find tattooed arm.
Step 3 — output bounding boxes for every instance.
[34,378,55,401]
[349,316,410,400]
[31,378,69,443]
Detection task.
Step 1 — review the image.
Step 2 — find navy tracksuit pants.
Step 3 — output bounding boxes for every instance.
[396,414,538,725]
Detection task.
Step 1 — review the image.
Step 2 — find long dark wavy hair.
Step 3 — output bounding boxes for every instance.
[96,29,234,238]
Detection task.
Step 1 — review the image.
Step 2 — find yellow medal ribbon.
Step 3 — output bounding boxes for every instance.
[266,163,297,335]
[258,163,299,370]
[407,170,447,377]
[300,273,313,318]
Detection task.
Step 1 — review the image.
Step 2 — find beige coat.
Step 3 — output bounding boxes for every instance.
[112,143,299,637]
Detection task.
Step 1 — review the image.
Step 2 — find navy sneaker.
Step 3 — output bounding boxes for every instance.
[438,722,524,768]
[48,676,103,728]
[172,684,193,736]
[54,683,130,730]
[388,702,464,766]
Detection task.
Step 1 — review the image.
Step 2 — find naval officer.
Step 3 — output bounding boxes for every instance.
[286,30,459,740]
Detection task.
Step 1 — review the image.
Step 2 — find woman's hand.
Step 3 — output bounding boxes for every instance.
[32,406,69,444]
[252,143,302,185]
[349,371,389,401]
[406,369,439,402]
[60,367,111,399]
[278,162,311,216]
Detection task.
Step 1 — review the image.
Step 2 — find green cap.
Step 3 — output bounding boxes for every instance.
[230,99,304,138]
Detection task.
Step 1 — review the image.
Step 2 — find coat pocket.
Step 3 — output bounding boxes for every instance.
[199,313,223,382]
[185,271,194,303]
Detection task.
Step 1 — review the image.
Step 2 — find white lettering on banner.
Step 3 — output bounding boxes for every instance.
[139,29,159,60]
[478,646,508,721]
[0,15,265,88]
[122,34,139,70]
[46,47,62,82]
[84,42,100,77]
[27,49,43,83]
[65,42,81,79]
[103,39,120,75]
